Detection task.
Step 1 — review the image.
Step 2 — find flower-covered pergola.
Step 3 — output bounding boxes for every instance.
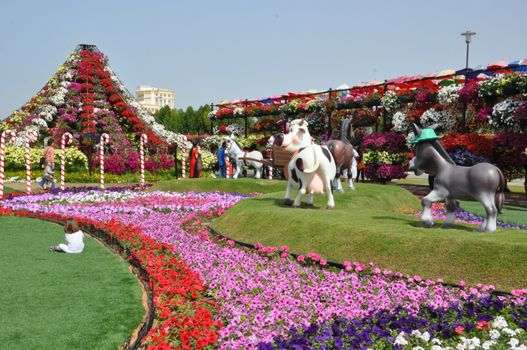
[209,58,527,136]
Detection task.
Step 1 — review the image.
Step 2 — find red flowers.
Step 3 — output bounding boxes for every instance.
[1,208,220,349]
[476,320,491,331]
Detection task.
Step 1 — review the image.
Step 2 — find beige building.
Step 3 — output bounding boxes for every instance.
[136,85,175,113]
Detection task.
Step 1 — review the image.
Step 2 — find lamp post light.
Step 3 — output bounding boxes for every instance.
[460,30,476,132]
[461,31,476,69]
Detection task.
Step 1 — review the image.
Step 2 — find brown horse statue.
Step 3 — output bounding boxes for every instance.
[327,117,357,192]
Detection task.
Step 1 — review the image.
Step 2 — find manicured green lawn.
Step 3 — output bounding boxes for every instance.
[210,182,527,291]
[0,216,144,350]
[152,177,286,194]
[393,177,526,194]
[460,200,527,226]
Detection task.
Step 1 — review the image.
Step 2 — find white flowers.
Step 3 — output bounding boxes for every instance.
[381,90,399,112]
[37,104,57,122]
[420,108,456,131]
[438,84,462,106]
[490,97,523,129]
[393,316,527,349]
[233,107,245,116]
[392,111,409,132]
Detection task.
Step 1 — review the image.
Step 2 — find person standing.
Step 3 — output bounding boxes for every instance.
[43,139,55,169]
[524,146,527,198]
[189,142,202,178]
[356,154,365,183]
[217,141,227,178]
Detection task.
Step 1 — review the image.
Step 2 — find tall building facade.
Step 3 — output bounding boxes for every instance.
[136,85,175,113]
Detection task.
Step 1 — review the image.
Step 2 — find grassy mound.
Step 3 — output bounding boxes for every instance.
[0,216,144,350]
[211,183,527,291]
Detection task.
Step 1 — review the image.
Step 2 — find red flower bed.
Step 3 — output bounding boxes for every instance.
[0,208,221,349]
[441,132,493,159]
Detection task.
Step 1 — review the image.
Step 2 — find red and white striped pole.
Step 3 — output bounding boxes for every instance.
[140,134,148,187]
[0,130,17,198]
[60,132,73,191]
[25,130,38,194]
[99,133,109,190]
[181,147,186,178]
[268,165,273,180]
[226,158,231,178]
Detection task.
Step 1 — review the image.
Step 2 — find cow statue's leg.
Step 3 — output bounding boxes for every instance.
[293,178,307,208]
[283,179,294,206]
[443,198,457,228]
[474,193,498,232]
[306,194,314,206]
[421,190,446,228]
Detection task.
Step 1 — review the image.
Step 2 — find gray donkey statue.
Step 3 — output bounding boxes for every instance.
[408,124,505,232]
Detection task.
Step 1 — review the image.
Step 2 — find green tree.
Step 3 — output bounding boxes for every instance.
[153,105,172,125]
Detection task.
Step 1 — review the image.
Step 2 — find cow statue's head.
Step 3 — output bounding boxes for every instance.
[273,118,311,153]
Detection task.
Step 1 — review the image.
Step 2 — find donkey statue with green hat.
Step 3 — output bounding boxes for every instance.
[408,124,505,232]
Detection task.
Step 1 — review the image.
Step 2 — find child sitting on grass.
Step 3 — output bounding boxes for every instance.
[49,219,85,253]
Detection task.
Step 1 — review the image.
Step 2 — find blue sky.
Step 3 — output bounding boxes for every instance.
[1,0,526,118]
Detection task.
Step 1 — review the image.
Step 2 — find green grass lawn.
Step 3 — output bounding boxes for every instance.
[152,177,286,194]
[460,200,527,226]
[208,182,527,291]
[3,185,19,194]
[0,216,144,350]
[393,177,526,194]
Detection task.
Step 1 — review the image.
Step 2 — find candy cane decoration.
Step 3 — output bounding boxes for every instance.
[0,130,16,198]
[60,133,73,191]
[139,134,148,187]
[25,130,38,194]
[181,147,186,178]
[99,133,109,190]
[226,158,232,178]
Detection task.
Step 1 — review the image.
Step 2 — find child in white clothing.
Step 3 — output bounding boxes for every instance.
[50,219,85,253]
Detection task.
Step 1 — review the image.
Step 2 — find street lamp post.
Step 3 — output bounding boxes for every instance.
[460,30,476,132]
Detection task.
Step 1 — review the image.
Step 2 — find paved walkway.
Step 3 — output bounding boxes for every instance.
[396,184,527,208]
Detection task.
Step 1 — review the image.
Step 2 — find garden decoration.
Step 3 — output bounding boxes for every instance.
[181,145,186,178]
[327,117,356,192]
[274,118,337,208]
[24,130,38,194]
[99,133,109,190]
[0,129,16,198]
[224,135,264,179]
[60,132,73,190]
[140,133,148,187]
[409,124,505,232]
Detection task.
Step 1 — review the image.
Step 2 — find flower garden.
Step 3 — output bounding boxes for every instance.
[1,44,527,349]
[1,185,527,349]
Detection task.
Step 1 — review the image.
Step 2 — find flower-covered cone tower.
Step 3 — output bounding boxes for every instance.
[0,44,188,168]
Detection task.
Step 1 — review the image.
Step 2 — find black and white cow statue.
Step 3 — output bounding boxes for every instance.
[274,119,337,209]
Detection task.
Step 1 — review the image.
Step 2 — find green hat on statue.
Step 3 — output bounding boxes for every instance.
[411,128,440,144]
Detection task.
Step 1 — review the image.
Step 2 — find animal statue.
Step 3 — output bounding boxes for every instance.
[326,117,357,192]
[224,135,264,179]
[274,118,337,209]
[408,124,505,232]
